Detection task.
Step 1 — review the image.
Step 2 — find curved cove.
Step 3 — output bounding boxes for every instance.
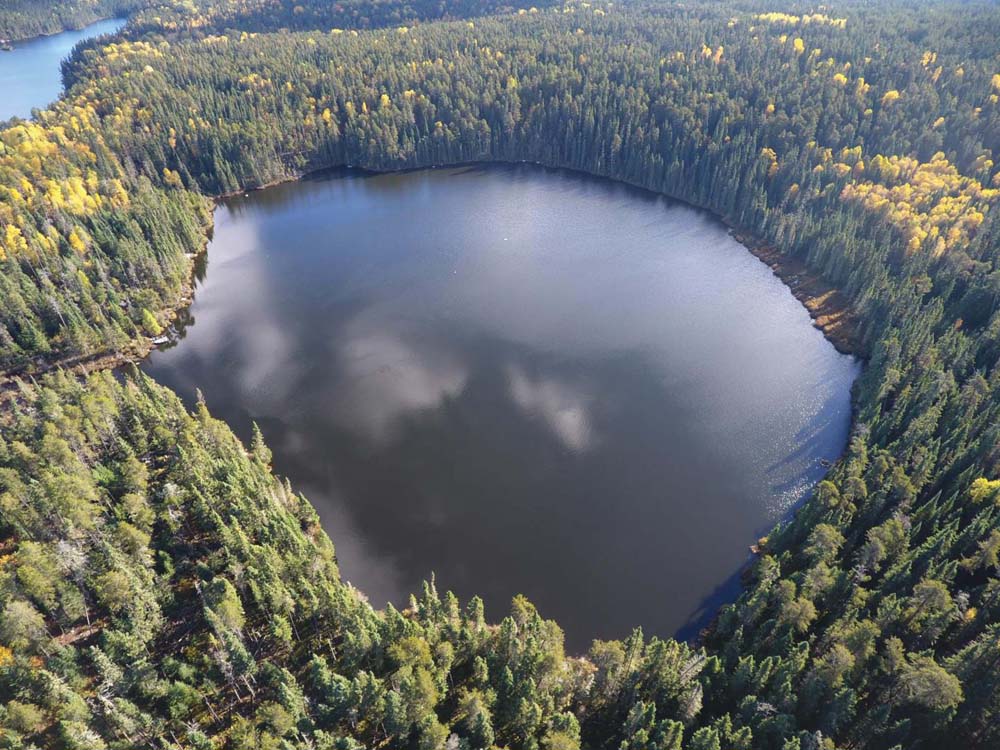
[144,164,860,651]
[0,17,126,122]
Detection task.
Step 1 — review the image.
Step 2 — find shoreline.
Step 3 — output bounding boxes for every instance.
[222,160,867,359]
[734,233,862,357]
[0,160,865,393]
[0,159,866,648]
[1,14,121,45]
[0,220,209,399]
[206,160,867,649]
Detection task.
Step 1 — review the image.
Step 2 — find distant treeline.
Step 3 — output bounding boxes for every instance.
[0,0,140,41]
[1,1,1000,749]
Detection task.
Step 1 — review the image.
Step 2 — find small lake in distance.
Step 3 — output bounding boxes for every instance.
[144,164,860,651]
[0,17,125,121]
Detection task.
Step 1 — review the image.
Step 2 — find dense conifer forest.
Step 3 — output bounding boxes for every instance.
[2,0,1000,748]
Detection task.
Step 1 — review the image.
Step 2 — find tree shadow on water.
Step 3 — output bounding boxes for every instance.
[674,564,747,644]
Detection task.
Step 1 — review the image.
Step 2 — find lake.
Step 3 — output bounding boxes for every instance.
[0,17,125,121]
[144,164,860,651]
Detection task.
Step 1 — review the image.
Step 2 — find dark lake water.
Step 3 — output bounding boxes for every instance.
[0,18,125,121]
[144,164,859,651]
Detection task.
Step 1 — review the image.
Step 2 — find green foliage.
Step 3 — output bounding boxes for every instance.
[0,372,653,749]
[1,0,1000,749]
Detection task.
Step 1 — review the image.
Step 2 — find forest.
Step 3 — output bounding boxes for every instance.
[0,1,141,42]
[2,0,1000,748]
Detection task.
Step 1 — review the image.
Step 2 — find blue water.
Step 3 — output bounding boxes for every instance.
[0,17,125,121]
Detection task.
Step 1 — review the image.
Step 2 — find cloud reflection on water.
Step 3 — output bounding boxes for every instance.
[332,318,469,443]
[144,165,860,651]
[506,364,595,452]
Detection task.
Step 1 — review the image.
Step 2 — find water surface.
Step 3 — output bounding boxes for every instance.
[0,18,125,121]
[145,165,859,650]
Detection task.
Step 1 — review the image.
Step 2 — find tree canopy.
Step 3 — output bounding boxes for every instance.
[2,0,1000,748]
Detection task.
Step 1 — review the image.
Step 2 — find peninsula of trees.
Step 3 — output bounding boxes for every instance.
[2,1,1000,748]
